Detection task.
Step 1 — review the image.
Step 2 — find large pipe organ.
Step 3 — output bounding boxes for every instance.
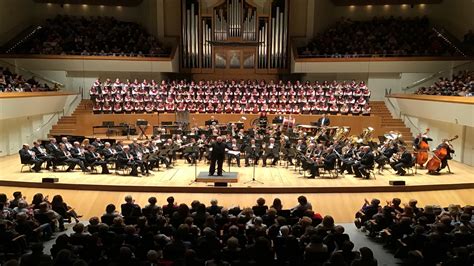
[181,0,289,73]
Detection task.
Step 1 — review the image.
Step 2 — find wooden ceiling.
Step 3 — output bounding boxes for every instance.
[331,0,442,6]
[34,0,143,7]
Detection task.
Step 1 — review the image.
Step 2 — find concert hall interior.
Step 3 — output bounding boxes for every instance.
[0,0,473,265]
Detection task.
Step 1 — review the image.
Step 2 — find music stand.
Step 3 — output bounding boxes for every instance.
[136,120,149,140]
[244,147,263,185]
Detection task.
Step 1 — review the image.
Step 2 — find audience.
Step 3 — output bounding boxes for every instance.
[0,192,388,266]
[415,70,473,96]
[0,67,57,92]
[8,15,170,57]
[355,197,474,266]
[298,16,459,58]
[90,79,372,115]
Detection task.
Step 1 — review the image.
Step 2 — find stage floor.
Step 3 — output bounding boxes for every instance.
[1,155,473,193]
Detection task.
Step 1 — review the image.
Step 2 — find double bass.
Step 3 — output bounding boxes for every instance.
[414,128,430,167]
[426,135,458,174]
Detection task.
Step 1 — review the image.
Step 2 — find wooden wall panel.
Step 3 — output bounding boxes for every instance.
[75,113,382,137]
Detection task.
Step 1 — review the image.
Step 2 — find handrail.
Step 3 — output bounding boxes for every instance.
[400,113,420,136]
[432,26,467,57]
[401,60,473,92]
[63,94,81,116]
[0,58,65,88]
[31,111,61,140]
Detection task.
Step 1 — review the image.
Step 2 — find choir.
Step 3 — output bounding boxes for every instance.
[90,79,372,115]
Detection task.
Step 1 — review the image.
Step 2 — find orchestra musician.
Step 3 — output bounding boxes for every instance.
[244,138,261,167]
[31,140,54,169]
[117,145,145,176]
[352,146,374,179]
[55,143,89,172]
[85,145,110,174]
[226,138,241,167]
[389,146,413,176]
[182,138,199,164]
[317,113,330,127]
[430,138,455,174]
[308,147,337,178]
[261,138,279,167]
[19,144,43,172]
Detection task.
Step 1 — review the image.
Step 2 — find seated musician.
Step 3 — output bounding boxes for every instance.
[308,147,338,178]
[226,138,241,167]
[352,146,375,179]
[70,141,87,163]
[102,142,117,162]
[32,140,54,169]
[55,143,88,172]
[245,138,261,167]
[182,138,199,164]
[374,142,397,171]
[262,138,279,167]
[430,139,455,174]
[390,146,413,176]
[85,145,110,174]
[117,145,143,176]
[19,144,43,172]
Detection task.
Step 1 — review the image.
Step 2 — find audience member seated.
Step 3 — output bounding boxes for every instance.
[298,16,459,58]
[8,15,170,57]
[415,70,473,96]
[0,67,56,92]
[1,191,472,266]
[90,79,372,115]
[354,197,474,266]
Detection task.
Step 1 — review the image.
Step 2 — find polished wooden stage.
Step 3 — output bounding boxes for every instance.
[1,155,473,223]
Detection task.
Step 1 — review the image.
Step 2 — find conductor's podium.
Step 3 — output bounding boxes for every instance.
[196,172,239,187]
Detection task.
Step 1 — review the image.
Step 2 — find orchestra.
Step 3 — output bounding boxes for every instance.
[19,115,458,178]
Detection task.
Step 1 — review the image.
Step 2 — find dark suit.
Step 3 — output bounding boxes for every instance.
[310,152,337,177]
[262,142,279,166]
[390,151,413,175]
[70,147,86,162]
[244,144,261,166]
[209,141,226,176]
[85,151,110,174]
[53,149,86,171]
[353,151,374,178]
[46,142,60,154]
[117,151,145,176]
[31,146,54,168]
[226,143,241,167]
[121,202,142,225]
[19,148,43,172]
[317,117,330,127]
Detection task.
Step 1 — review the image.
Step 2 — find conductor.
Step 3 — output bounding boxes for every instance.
[209,136,226,176]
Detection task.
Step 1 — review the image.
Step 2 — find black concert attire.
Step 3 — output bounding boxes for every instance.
[70,146,86,162]
[226,142,241,167]
[309,151,337,178]
[375,145,397,170]
[339,148,356,174]
[209,141,226,176]
[390,151,413,176]
[317,116,330,127]
[436,143,455,173]
[54,149,87,172]
[262,142,279,167]
[31,145,54,169]
[289,142,307,166]
[117,150,143,176]
[244,143,261,167]
[353,151,375,179]
[19,148,43,172]
[183,143,199,164]
[85,150,110,174]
